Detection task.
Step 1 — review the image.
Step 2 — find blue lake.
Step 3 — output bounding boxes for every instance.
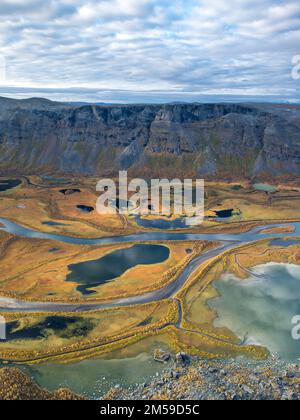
[66,244,170,295]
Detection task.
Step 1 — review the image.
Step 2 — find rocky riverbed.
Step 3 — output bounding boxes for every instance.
[103,353,300,401]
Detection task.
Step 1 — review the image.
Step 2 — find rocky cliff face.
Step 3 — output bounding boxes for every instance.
[0,97,299,179]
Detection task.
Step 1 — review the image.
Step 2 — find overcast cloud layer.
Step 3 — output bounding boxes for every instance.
[0,0,299,103]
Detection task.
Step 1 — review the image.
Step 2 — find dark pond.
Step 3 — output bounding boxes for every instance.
[0,179,22,192]
[269,239,300,247]
[230,185,243,191]
[214,209,234,218]
[135,216,188,230]
[48,248,61,253]
[205,209,237,222]
[42,221,68,226]
[5,316,95,341]
[138,317,153,327]
[66,244,170,295]
[77,205,95,213]
[60,189,81,195]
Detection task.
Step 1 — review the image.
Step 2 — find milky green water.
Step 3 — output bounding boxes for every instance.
[210,263,300,361]
[253,183,276,192]
[7,353,165,400]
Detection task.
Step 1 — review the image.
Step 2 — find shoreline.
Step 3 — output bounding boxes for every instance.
[104,355,300,400]
[1,354,299,400]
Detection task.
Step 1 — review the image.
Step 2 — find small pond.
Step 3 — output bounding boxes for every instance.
[60,189,81,195]
[0,179,22,192]
[230,185,243,191]
[42,221,68,227]
[135,216,189,230]
[214,209,234,219]
[77,205,95,213]
[253,183,276,193]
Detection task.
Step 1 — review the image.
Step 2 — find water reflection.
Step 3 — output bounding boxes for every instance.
[210,263,300,361]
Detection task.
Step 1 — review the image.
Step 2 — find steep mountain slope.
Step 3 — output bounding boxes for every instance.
[0,97,299,179]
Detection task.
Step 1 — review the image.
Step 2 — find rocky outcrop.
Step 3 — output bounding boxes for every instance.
[0,97,299,179]
[104,357,300,401]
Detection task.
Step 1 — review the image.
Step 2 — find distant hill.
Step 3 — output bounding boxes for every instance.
[0,96,300,179]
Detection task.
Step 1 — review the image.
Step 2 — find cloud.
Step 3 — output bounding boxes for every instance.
[0,0,299,102]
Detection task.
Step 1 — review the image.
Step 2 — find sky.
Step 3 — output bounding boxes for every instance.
[0,0,299,103]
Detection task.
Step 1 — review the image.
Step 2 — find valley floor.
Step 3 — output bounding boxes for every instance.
[1,175,300,399]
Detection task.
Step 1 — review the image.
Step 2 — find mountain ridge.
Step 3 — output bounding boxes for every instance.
[0,96,300,179]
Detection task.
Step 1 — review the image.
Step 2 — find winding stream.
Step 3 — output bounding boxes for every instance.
[0,217,299,313]
[1,217,300,244]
